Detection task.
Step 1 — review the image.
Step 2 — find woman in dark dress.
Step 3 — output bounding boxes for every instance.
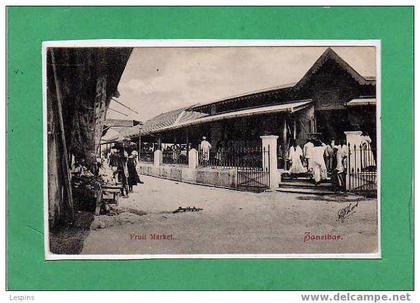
[127,151,141,192]
[117,149,129,197]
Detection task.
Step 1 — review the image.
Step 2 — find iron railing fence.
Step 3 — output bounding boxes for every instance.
[162,149,188,165]
[346,143,377,195]
[197,143,271,191]
[138,150,154,163]
[198,145,266,169]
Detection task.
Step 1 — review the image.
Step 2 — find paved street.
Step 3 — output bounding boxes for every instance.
[81,175,378,255]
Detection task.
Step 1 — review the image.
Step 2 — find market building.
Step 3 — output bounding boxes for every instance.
[135,48,376,156]
[122,48,377,193]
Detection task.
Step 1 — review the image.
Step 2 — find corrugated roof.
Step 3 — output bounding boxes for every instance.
[148,99,313,134]
[118,124,142,138]
[139,105,207,136]
[101,124,142,143]
[101,128,122,143]
[140,107,187,134]
[178,109,208,124]
[191,82,296,113]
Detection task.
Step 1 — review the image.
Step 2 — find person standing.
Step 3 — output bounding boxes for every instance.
[311,140,328,185]
[108,149,119,183]
[336,140,348,190]
[324,139,335,172]
[172,144,181,164]
[303,138,315,176]
[200,136,212,166]
[127,151,142,192]
[215,142,225,166]
[288,141,306,177]
[117,149,129,197]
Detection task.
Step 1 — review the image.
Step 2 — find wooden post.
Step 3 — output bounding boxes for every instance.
[157,136,162,150]
[138,135,142,161]
[50,49,74,223]
[186,128,190,155]
[293,118,297,140]
[283,118,287,169]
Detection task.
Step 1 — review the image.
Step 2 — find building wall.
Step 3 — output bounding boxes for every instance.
[47,48,132,227]
[138,163,238,189]
[295,58,376,143]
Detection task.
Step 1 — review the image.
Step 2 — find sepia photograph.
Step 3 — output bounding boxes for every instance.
[44,41,380,258]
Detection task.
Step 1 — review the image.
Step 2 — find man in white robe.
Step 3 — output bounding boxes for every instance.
[200,136,212,165]
[288,142,307,175]
[303,139,314,174]
[311,144,328,184]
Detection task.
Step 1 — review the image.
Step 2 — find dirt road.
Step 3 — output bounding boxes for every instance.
[81,175,378,255]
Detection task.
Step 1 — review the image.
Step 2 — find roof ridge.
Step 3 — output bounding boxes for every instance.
[294,48,374,89]
[192,83,296,110]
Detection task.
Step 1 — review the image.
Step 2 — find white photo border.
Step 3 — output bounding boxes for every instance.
[42,39,381,260]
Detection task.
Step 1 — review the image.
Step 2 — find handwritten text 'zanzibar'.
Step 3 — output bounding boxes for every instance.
[304,232,343,242]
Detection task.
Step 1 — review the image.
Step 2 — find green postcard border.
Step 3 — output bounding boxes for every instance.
[6,6,414,290]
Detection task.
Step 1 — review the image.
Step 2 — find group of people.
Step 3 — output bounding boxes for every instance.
[287,138,349,190]
[107,148,143,198]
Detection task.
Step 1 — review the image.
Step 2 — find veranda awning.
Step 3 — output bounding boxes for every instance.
[346,98,376,107]
[151,99,313,134]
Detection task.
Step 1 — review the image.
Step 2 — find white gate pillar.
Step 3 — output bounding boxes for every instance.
[260,135,279,189]
[154,150,162,167]
[188,148,199,169]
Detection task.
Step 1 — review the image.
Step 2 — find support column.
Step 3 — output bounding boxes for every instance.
[138,135,142,161]
[185,128,190,154]
[282,118,288,169]
[260,135,279,190]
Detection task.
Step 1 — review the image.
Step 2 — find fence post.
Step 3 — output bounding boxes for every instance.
[188,148,199,169]
[154,149,162,166]
[260,135,279,189]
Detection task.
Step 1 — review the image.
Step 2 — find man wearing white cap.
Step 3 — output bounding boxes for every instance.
[200,136,212,166]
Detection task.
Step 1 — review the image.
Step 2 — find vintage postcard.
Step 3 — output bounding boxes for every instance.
[44,40,380,259]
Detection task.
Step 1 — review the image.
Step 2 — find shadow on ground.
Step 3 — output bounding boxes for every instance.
[49,211,94,254]
[296,194,373,203]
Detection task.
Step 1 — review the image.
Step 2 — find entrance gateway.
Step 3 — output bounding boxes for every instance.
[236,135,278,192]
[236,144,271,192]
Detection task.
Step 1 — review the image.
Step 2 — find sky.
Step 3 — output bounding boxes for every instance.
[107,46,376,122]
